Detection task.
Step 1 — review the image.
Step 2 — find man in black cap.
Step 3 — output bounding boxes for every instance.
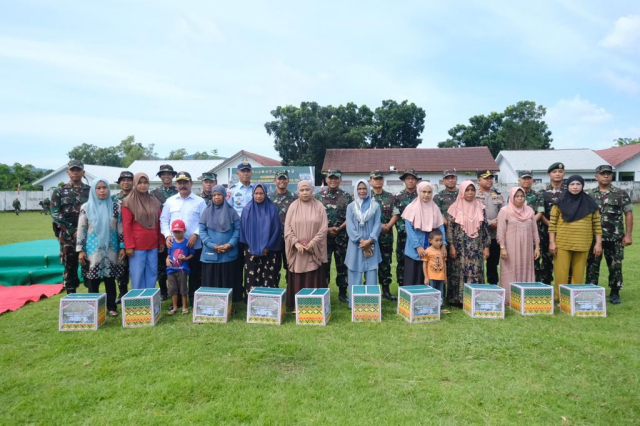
[270,170,298,286]
[199,172,217,206]
[476,170,504,284]
[369,170,399,300]
[113,171,134,303]
[316,170,353,302]
[151,164,178,300]
[586,165,633,304]
[535,162,567,284]
[51,160,90,294]
[394,169,420,287]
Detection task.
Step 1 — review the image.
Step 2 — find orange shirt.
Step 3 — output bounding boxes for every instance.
[424,246,446,281]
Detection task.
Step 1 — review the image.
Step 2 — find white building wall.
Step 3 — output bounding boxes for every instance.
[614,156,640,181]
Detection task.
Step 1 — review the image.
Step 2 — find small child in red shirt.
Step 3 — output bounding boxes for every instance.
[423,228,446,307]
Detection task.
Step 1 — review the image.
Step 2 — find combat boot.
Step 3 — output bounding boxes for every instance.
[382,285,397,301]
[610,288,621,304]
[338,288,349,303]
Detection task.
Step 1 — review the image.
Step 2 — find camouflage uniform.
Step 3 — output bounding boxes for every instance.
[198,172,218,206]
[51,183,90,292]
[113,190,131,297]
[271,189,298,284]
[316,187,353,294]
[199,191,213,206]
[43,198,51,215]
[12,199,21,215]
[536,181,567,284]
[434,186,459,295]
[151,185,178,297]
[394,189,418,286]
[586,185,632,290]
[371,189,399,289]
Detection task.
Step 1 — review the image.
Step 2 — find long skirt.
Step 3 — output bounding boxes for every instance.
[244,248,280,293]
[286,266,327,310]
[403,258,425,287]
[201,258,243,302]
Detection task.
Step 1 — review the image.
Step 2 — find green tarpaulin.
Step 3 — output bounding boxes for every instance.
[0,239,70,286]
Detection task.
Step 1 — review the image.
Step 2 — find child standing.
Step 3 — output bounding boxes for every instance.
[423,228,446,307]
[166,219,195,315]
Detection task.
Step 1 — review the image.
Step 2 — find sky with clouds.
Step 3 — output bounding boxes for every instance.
[1,0,639,169]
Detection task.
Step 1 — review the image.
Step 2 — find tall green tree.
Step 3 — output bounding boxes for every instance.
[118,135,158,167]
[438,101,552,157]
[614,137,640,146]
[166,149,188,160]
[0,163,53,190]
[67,136,158,167]
[371,100,426,148]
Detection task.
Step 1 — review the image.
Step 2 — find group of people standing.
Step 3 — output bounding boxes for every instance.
[50,159,633,318]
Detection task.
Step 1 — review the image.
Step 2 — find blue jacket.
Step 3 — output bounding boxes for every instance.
[404,220,446,261]
[345,203,382,272]
[199,220,240,263]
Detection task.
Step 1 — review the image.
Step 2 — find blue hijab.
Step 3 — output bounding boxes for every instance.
[239,183,283,255]
[85,178,114,250]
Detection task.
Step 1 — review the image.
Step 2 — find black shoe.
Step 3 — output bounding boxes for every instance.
[161,294,168,301]
[339,294,349,303]
[383,290,397,301]
[116,296,122,305]
[610,291,621,304]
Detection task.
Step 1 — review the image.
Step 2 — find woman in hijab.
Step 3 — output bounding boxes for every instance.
[497,187,541,303]
[199,185,242,301]
[549,175,602,299]
[402,181,446,287]
[239,183,283,292]
[446,180,491,305]
[76,178,125,317]
[121,173,165,290]
[284,181,328,310]
[345,180,382,307]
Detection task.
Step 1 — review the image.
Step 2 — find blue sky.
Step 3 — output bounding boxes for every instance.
[1,0,639,169]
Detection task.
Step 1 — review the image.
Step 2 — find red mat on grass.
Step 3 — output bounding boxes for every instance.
[0,284,64,315]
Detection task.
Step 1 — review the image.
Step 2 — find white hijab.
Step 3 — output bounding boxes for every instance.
[353,179,379,226]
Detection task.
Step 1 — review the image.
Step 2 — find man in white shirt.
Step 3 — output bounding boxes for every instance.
[160,171,207,306]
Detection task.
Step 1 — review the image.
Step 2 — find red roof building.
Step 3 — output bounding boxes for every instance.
[595,144,640,181]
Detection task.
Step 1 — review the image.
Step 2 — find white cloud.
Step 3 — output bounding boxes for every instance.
[600,70,640,95]
[170,14,225,43]
[599,15,640,54]
[547,95,612,124]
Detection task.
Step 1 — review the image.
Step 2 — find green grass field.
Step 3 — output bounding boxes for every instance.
[0,211,639,425]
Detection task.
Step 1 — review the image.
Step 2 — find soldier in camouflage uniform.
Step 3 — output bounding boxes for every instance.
[434,170,459,302]
[42,198,51,215]
[270,170,298,285]
[369,170,399,300]
[316,170,353,302]
[151,164,178,300]
[394,169,420,287]
[586,165,633,304]
[198,172,217,206]
[12,198,21,215]
[536,162,567,284]
[113,171,134,303]
[516,170,544,218]
[51,160,90,294]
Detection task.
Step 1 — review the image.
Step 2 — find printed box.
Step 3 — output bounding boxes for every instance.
[122,288,161,327]
[247,287,286,325]
[59,293,106,331]
[351,285,381,323]
[510,282,554,316]
[559,284,606,318]
[463,284,505,319]
[398,285,441,323]
[194,287,233,323]
[296,288,331,326]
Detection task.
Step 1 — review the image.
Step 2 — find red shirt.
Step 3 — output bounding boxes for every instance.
[122,206,164,250]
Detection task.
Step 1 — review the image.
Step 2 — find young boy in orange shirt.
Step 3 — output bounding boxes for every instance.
[423,228,446,308]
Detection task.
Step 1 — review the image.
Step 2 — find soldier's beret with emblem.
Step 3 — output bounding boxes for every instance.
[117,171,134,183]
[518,170,534,178]
[157,164,177,177]
[595,165,613,174]
[237,162,252,170]
[324,170,342,177]
[68,160,84,170]
[399,169,421,181]
[547,162,565,173]
[370,170,384,178]
[175,171,192,182]
[275,170,289,179]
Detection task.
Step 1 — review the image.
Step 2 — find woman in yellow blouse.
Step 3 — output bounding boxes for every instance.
[549,175,602,299]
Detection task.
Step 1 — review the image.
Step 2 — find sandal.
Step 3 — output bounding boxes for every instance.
[182,308,189,315]
[109,311,118,317]
[168,309,177,316]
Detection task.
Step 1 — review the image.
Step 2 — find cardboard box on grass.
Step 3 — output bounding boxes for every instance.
[463,284,505,319]
[193,287,232,323]
[59,293,106,331]
[351,285,381,323]
[247,287,286,325]
[398,285,441,323]
[296,288,331,326]
[559,284,606,318]
[510,282,554,316]
[122,289,161,327]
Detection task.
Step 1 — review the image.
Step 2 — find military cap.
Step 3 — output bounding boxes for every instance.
[67,160,84,170]
[370,170,384,179]
[477,170,496,179]
[201,172,217,181]
[117,171,134,183]
[237,162,252,170]
[275,170,289,179]
[547,162,565,173]
[399,168,421,181]
[157,164,177,177]
[175,171,192,181]
[596,165,613,174]
[518,170,534,178]
[324,170,342,178]
[442,170,457,178]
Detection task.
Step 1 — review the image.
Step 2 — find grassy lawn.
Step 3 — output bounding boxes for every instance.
[0,211,639,424]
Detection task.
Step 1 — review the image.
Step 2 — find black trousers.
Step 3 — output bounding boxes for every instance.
[118,256,129,296]
[187,249,202,306]
[157,249,169,297]
[486,238,500,285]
[86,277,117,312]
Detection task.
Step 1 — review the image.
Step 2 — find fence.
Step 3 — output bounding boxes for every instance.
[0,191,53,211]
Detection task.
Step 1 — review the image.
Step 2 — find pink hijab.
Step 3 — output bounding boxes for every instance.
[401,181,444,232]
[447,180,485,238]
[502,187,534,222]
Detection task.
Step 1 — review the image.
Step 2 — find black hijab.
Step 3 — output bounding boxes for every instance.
[555,175,599,223]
